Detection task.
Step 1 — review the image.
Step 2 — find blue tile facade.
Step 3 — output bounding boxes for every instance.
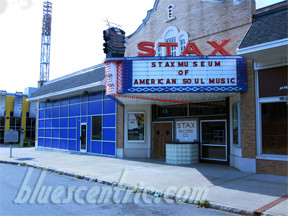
[38,91,116,156]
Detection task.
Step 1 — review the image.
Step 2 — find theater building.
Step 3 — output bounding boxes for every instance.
[109,0,256,170]
[29,0,287,176]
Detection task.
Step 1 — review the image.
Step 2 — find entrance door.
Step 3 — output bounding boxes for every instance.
[80,123,87,152]
[153,122,173,158]
[200,120,227,162]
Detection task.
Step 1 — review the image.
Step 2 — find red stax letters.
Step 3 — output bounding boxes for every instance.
[207,39,231,55]
[180,42,203,56]
[137,40,231,56]
[137,41,156,57]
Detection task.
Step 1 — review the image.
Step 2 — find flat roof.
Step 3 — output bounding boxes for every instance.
[29,64,105,101]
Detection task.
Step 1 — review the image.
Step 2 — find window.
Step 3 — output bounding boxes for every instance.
[189,100,227,116]
[9,111,21,142]
[155,26,188,56]
[201,120,227,161]
[232,103,240,146]
[9,112,21,129]
[166,37,177,56]
[167,4,175,21]
[128,113,145,141]
[158,104,187,117]
[26,112,36,140]
[261,102,287,155]
[157,46,162,57]
[257,66,288,157]
[0,117,5,144]
[180,39,186,54]
[92,116,102,140]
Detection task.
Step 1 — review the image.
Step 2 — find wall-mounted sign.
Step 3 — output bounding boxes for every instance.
[13,93,23,118]
[0,92,6,117]
[176,120,197,142]
[128,113,145,141]
[105,61,123,95]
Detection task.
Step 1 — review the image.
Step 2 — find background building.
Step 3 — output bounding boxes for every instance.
[0,88,37,144]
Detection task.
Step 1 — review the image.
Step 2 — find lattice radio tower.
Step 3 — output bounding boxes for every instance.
[39,1,52,86]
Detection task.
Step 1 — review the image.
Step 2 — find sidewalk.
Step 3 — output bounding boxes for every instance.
[0,146,287,216]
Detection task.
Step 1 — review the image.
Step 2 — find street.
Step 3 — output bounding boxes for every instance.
[0,163,236,216]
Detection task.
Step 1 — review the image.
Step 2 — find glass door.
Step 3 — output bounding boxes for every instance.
[200,120,227,162]
[80,123,87,152]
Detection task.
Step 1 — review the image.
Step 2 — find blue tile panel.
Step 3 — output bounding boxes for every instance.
[38,91,116,157]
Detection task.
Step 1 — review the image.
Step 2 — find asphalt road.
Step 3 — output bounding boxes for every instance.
[0,163,237,216]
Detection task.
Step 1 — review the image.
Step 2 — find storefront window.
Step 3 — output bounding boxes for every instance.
[0,117,5,144]
[158,104,187,117]
[201,120,227,161]
[25,112,36,140]
[92,116,102,140]
[232,103,240,145]
[189,100,227,116]
[128,113,144,141]
[261,102,287,155]
[9,112,21,142]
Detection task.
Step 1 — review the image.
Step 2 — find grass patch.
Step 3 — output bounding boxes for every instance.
[76,175,83,179]
[19,163,27,166]
[13,145,35,148]
[197,200,210,208]
[41,168,47,171]
[58,171,63,175]
[131,188,142,193]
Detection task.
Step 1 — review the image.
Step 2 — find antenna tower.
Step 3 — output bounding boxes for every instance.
[104,18,122,28]
[39,1,52,86]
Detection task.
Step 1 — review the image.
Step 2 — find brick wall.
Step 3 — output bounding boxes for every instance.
[257,159,288,176]
[241,59,257,158]
[125,0,255,56]
[116,103,124,148]
[255,1,287,15]
[123,0,268,170]
[126,0,257,158]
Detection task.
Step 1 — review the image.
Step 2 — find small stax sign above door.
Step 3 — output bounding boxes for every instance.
[137,39,231,57]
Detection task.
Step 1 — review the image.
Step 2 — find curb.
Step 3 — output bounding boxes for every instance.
[1,160,255,215]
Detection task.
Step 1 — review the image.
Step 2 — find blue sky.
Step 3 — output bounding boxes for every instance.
[0,0,285,93]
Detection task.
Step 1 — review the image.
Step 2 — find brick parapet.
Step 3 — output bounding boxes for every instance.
[125,0,255,57]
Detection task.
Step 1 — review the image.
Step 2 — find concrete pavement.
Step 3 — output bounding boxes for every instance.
[0,146,287,215]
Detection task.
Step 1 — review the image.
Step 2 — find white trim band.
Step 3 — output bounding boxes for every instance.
[27,81,104,102]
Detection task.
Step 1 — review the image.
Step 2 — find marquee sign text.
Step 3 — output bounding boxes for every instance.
[132,59,237,88]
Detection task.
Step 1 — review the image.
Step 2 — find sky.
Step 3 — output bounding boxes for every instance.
[0,0,285,94]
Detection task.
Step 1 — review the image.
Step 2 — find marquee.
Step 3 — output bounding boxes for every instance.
[105,56,247,95]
